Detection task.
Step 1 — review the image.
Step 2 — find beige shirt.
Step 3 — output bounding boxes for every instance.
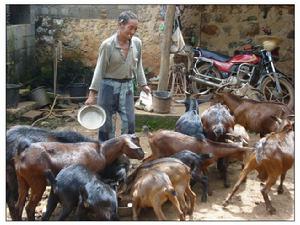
[89,33,147,91]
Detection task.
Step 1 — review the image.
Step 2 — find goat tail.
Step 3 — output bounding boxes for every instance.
[16,139,31,155]
[44,170,57,191]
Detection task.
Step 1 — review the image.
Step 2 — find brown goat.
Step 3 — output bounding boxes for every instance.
[131,169,185,220]
[201,103,235,187]
[223,118,294,214]
[213,92,293,137]
[120,158,196,219]
[144,130,252,172]
[201,103,235,141]
[229,124,250,145]
[14,134,144,221]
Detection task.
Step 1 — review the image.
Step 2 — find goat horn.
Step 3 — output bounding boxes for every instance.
[242,138,248,146]
[271,116,282,124]
[287,114,295,119]
[225,139,234,143]
[225,133,238,137]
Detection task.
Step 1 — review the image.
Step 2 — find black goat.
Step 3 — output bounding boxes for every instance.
[175,92,205,140]
[170,150,212,202]
[6,125,95,220]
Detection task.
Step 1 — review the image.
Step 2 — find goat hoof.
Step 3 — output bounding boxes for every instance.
[179,214,185,221]
[41,213,50,221]
[267,206,276,215]
[224,183,230,188]
[222,200,229,207]
[187,209,193,216]
[201,194,208,202]
[277,187,284,194]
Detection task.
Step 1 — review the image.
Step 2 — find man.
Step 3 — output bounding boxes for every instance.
[85,10,151,142]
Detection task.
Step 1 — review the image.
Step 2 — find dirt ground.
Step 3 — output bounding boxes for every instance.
[6,104,295,221]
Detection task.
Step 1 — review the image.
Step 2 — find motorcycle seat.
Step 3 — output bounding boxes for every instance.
[199,48,231,62]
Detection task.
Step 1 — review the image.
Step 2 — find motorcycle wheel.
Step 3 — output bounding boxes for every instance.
[260,76,294,110]
[191,64,222,94]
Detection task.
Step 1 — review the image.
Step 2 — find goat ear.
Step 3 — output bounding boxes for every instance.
[124,137,140,149]
[79,186,89,208]
[79,186,88,201]
[130,133,138,139]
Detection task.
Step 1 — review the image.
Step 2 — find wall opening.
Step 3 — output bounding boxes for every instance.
[6,5,31,25]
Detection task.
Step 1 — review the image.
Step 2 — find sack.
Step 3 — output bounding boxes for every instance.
[170,26,185,53]
[135,91,153,112]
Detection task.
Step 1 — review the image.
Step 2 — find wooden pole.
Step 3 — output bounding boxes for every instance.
[157,5,176,91]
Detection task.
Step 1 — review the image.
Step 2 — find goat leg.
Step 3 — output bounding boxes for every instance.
[7,202,19,221]
[177,193,188,217]
[261,176,277,215]
[25,181,47,221]
[6,168,20,221]
[132,199,141,221]
[42,188,59,220]
[217,157,230,188]
[15,176,29,221]
[202,168,213,196]
[277,172,286,194]
[152,199,167,220]
[200,175,209,202]
[166,192,185,221]
[76,204,90,220]
[185,184,196,217]
[191,170,208,202]
[59,204,75,220]
[223,156,256,207]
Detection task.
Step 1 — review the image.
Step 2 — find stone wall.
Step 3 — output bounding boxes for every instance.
[33,4,295,86]
[6,5,36,85]
[34,4,162,85]
[6,24,36,84]
[181,5,294,77]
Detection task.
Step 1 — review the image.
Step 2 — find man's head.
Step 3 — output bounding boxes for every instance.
[118,11,138,41]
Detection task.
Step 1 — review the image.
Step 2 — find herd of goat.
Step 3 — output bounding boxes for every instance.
[6,90,294,221]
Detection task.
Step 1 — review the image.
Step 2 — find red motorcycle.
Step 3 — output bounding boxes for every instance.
[188,36,294,109]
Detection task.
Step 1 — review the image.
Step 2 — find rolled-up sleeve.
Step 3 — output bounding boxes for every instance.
[89,43,109,92]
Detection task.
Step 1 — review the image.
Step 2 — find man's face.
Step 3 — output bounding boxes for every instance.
[119,19,138,40]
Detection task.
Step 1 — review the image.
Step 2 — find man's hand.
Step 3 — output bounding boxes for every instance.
[85,90,97,105]
[141,85,151,95]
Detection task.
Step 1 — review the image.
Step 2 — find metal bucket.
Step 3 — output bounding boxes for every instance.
[31,86,51,107]
[152,91,172,114]
[6,84,21,108]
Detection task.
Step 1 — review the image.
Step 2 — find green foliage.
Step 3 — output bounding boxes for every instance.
[135,115,178,132]
[32,59,93,91]
[57,59,93,89]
